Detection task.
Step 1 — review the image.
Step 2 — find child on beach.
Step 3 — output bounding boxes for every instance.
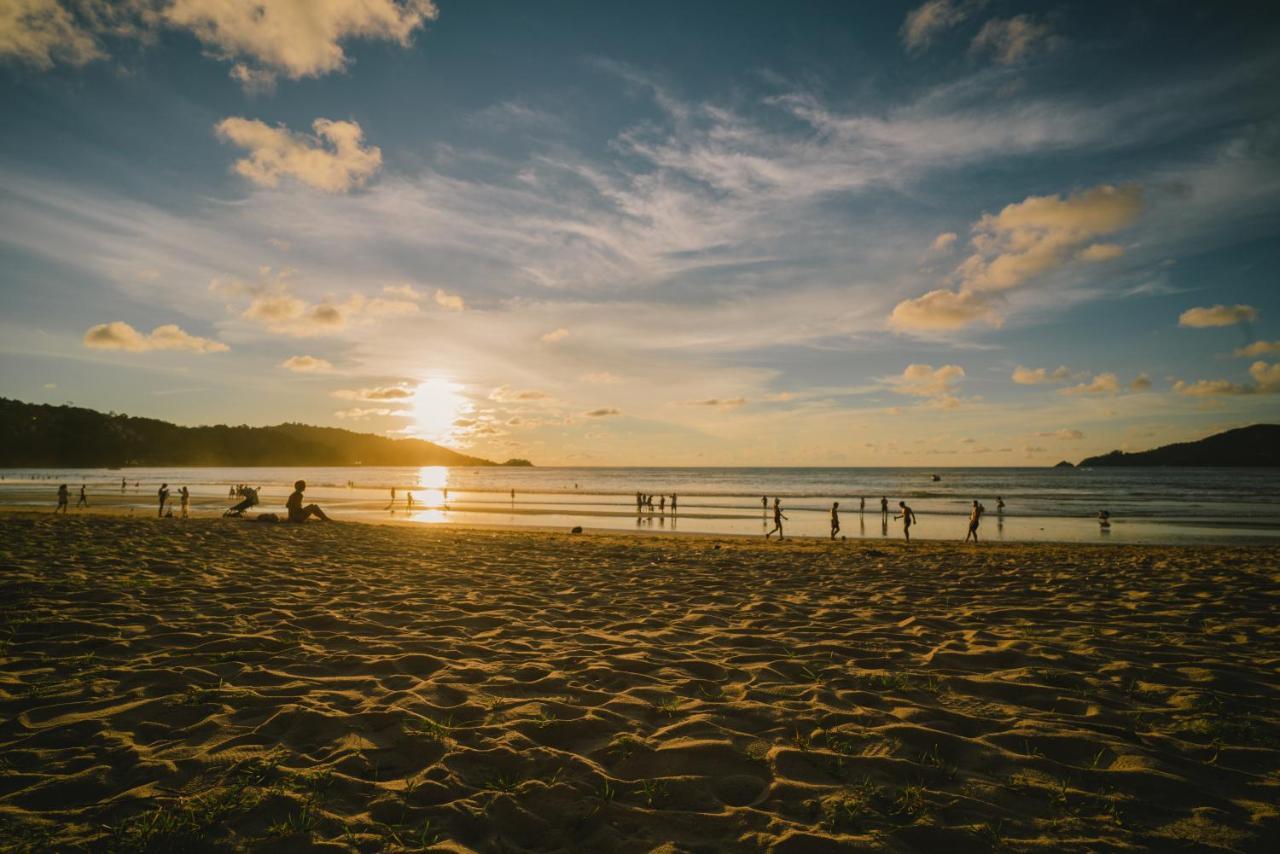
[895,501,917,541]
[830,502,840,539]
[766,498,787,540]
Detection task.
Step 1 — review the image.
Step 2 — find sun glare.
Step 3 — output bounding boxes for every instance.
[410,379,468,444]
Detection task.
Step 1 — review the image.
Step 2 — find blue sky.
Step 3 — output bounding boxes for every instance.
[1,0,1278,465]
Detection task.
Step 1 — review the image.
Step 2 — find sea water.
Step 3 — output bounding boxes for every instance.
[3,466,1278,544]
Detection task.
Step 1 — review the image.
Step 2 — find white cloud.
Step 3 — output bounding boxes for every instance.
[900,1,970,53]
[541,327,569,343]
[1059,372,1120,395]
[333,384,415,401]
[970,15,1053,65]
[890,363,965,398]
[83,321,228,353]
[1234,340,1280,357]
[0,0,101,69]
[929,231,958,252]
[1011,365,1073,385]
[434,288,464,311]
[215,117,382,192]
[1178,304,1258,328]
[382,283,421,300]
[1035,428,1084,440]
[280,355,332,373]
[891,184,1142,331]
[165,0,438,85]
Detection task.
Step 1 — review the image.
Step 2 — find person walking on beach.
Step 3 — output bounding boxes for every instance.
[859,496,865,514]
[55,483,69,514]
[77,484,88,508]
[996,496,1005,515]
[894,500,917,541]
[387,487,397,510]
[287,480,331,522]
[830,501,841,540]
[406,491,415,509]
[511,488,516,503]
[179,486,190,519]
[157,483,170,517]
[659,495,666,515]
[765,498,787,540]
[964,500,983,543]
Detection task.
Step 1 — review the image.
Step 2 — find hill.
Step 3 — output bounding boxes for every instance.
[1078,424,1280,467]
[0,398,510,468]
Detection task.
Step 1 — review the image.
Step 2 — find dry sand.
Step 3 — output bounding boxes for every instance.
[0,513,1277,852]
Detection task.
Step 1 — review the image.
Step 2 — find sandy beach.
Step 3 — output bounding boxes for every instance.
[0,513,1277,852]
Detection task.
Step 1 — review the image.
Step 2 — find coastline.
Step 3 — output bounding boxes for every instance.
[1,514,1277,850]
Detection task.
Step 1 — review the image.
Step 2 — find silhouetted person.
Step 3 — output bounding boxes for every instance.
[1098,509,1111,529]
[55,483,69,514]
[671,494,677,514]
[965,500,983,543]
[77,484,88,508]
[659,495,666,515]
[180,486,190,519]
[830,501,840,539]
[880,496,889,517]
[157,483,170,517]
[406,491,415,509]
[287,480,330,522]
[387,487,397,510]
[894,501,916,541]
[511,488,516,502]
[766,498,787,540]
[997,496,1006,515]
[228,485,236,499]
[859,496,865,514]
[761,496,768,513]
[121,478,127,493]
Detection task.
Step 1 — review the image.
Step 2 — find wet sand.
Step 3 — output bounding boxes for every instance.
[1,512,1277,851]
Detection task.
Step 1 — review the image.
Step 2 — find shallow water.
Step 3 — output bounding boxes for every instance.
[4,465,1279,544]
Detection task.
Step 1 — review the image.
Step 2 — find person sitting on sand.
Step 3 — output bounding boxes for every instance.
[55,483,69,514]
[965,499,983,543]
[286,480,331,523]
[766,498,787,540]
[894,500,917,541]
[77,484,88,508]
[157,483,170,517]
[830,501,840,540]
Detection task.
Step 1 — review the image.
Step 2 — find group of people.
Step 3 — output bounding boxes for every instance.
[759,494,1009,543]
[636,492,677,515]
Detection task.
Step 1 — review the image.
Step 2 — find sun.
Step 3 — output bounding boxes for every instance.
[409,379,469,444]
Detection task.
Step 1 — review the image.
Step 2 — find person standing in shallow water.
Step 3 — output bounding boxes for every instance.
[157,483,170,517]
[894,501,917,541]
[55,483,69,514]
[765,498,787,540]
[830,501,840,539]
[287,480,331,522]
[880,496,889,517]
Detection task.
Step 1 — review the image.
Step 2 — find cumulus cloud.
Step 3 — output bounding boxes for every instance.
[1178,304,1258,328]
[541,327,569,343]
[681,398,747,408]
[1173,378,1250,396]
[929,231,958,252]
[83,321,228,353]
[1011,365,1073,385]
[900,0,970,52]
[333,385,415,401]
[889,288,999,331]
[215,117,382,192]
[1251,360,1280,392]
[1035,428,1085,440]
[1234,340,1280,357]
[382,283,421,299]
[890,363,965,398]
[165,0,437,85]
[280,355,332,373]
[584,407,621,417]
[220,270,417,337]
[1059,372,1120,395]
[434,288,464,311]
[1130,373,1152,391]
[489,386,550,402]
[970,15,1053,65]
[891,184,1142,331]
[0,0,102,68]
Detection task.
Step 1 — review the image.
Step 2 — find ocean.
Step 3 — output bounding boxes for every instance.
[3,465,1278,544]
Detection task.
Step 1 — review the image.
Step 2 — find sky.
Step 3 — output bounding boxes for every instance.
[1,0,1278,466]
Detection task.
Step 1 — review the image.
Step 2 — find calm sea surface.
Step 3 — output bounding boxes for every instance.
[3,466,1278,544]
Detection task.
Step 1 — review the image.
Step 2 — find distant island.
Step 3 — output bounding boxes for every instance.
[0,398,529,468]
[1078,424,1279,467]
